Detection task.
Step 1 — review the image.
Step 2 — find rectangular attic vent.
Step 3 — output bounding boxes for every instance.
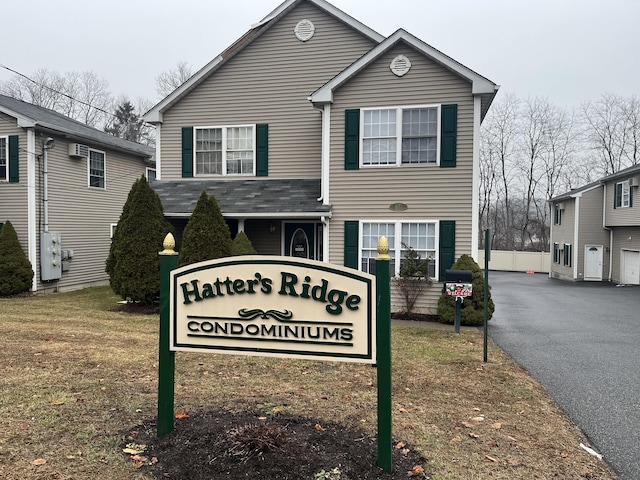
[69,143,89,158]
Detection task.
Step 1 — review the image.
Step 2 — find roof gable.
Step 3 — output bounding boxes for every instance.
[0,94,153,158]
[310,29,498,118]
[144,0,384,123]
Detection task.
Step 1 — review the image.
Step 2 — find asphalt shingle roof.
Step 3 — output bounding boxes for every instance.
[151,179,331,217]
[0,94,154,158]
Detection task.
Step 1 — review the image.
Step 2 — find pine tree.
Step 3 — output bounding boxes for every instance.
[0,220,34,296]
[178,191,232,266]
[231,231,257,256]
[105,176,174,304]
[436,254,495,326]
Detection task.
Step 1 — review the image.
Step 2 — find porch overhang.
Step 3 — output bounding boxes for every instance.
[151,179,332,219]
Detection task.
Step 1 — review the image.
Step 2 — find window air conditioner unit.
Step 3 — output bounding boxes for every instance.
[68,143,89,159]
[629,177,637,187]
[557,203,565,210]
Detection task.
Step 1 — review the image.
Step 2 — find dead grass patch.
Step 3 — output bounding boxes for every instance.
[0,287,618,479]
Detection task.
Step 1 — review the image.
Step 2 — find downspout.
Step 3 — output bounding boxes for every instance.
[602,182,613,281]
[471,96,481,259]
[311,100,331,262]
[548,201,553,278]
[573,195,580,280]
[42,138,54,233]
[27,129,37,291]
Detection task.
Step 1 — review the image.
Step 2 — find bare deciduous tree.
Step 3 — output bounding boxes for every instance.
[155,61,193,98]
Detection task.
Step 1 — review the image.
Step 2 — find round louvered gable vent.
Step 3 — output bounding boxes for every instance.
[390,55,411,77]
[294,19,315,42]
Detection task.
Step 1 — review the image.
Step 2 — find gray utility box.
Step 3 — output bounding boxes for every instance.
[41,232,62,281]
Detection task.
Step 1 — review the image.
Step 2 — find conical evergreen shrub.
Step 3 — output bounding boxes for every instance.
[231,231,257,256]
[0,220,34,296]
[436,254,494,326]
[105,176,174,304]
[179,191,232,266]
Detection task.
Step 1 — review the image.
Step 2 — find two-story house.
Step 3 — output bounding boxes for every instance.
[0,94,155,293]
[549,164,640,285]
[144,0,498,312]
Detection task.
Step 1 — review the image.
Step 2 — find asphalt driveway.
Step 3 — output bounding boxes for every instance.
[487,271,640,479]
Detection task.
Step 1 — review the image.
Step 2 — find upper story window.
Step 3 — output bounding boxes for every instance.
[88,149,106,189]
[361,106,439,167]
[554,204,563,225]
[614,180,631,208]
[0,137,7,181]
[195,125,255,176]
[146,167,157,182]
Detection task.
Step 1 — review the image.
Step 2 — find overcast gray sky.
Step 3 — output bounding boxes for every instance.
[1,0,638,110]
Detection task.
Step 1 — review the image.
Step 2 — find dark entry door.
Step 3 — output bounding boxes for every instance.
[284,223,315,260]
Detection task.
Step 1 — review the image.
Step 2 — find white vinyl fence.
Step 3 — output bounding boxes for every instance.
[477,250,550,273]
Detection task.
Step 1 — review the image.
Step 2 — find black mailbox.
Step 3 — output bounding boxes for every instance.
[445,269,472,283]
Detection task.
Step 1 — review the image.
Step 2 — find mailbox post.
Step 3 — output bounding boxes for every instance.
[444,269,473,333]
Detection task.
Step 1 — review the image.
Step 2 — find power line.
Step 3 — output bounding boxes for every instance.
[0,62,117,120]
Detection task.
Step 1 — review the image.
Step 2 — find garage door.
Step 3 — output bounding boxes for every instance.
[621,250,640,285]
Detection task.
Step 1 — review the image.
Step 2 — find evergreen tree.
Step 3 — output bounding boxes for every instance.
[231,231,257,256]
[104,100,144,142]
[436,254,495,326]
[179,191,232,266]
[0,220,34,296]
[106,176,173,304]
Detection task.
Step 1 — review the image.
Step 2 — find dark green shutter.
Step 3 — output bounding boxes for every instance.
[439,220,456,280]
[256,123,268,177]
[630,185,633,207]
[8,135,19,183]
[181,127,193,178]
[344,109,360,170]
[613,183,619,209]
[344,221,359,269]
[440,104,457,168]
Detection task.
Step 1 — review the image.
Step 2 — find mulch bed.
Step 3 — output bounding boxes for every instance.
[125,410,427,479]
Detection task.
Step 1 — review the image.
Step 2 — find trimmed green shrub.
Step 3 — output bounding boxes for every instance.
[231,231,257,256]
[436,254,494,326]
[0,220,34,296]
[178,191,232,266]
[106,176,174,305]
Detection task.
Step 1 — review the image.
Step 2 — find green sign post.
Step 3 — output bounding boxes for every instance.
[375,237,392,473]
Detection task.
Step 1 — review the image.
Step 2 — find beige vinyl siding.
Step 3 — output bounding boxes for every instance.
[0,117,30,264]
[159,1,376,180]
[610,227,640,283]
[549,199,576,280]
[576,188,609,280]
[36,135,147,292]
[328,43,476,267]
[604,179,640,226]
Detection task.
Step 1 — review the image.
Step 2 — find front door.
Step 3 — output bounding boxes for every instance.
[284,223,316,260]
[584,245,603,281]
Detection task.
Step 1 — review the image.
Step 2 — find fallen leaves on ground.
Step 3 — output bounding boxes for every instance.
[407,465,424,477]
[31,458,47,466]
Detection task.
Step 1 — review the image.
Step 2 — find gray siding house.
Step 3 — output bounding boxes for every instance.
[550,164,640,284]
[0,94,154,292]
[144,0,498,313]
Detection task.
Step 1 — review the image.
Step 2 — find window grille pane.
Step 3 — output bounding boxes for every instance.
[0,138,6,180]
[89,150,105,188]
[402,108,437,164]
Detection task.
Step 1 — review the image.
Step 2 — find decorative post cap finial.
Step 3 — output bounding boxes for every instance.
[376,235,391,260]
[159,233,177,255]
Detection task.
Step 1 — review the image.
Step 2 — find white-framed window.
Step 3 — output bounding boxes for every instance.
[146,167,157,182]
[88,148,106,189]
[615,180,630,208]
[360,220,438,278]
[554,204,563,225]
[0,136,7,181]
[194,125,255,176]
[361,105,439,167]
[553,243,560,264]
[110,223,117,239]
